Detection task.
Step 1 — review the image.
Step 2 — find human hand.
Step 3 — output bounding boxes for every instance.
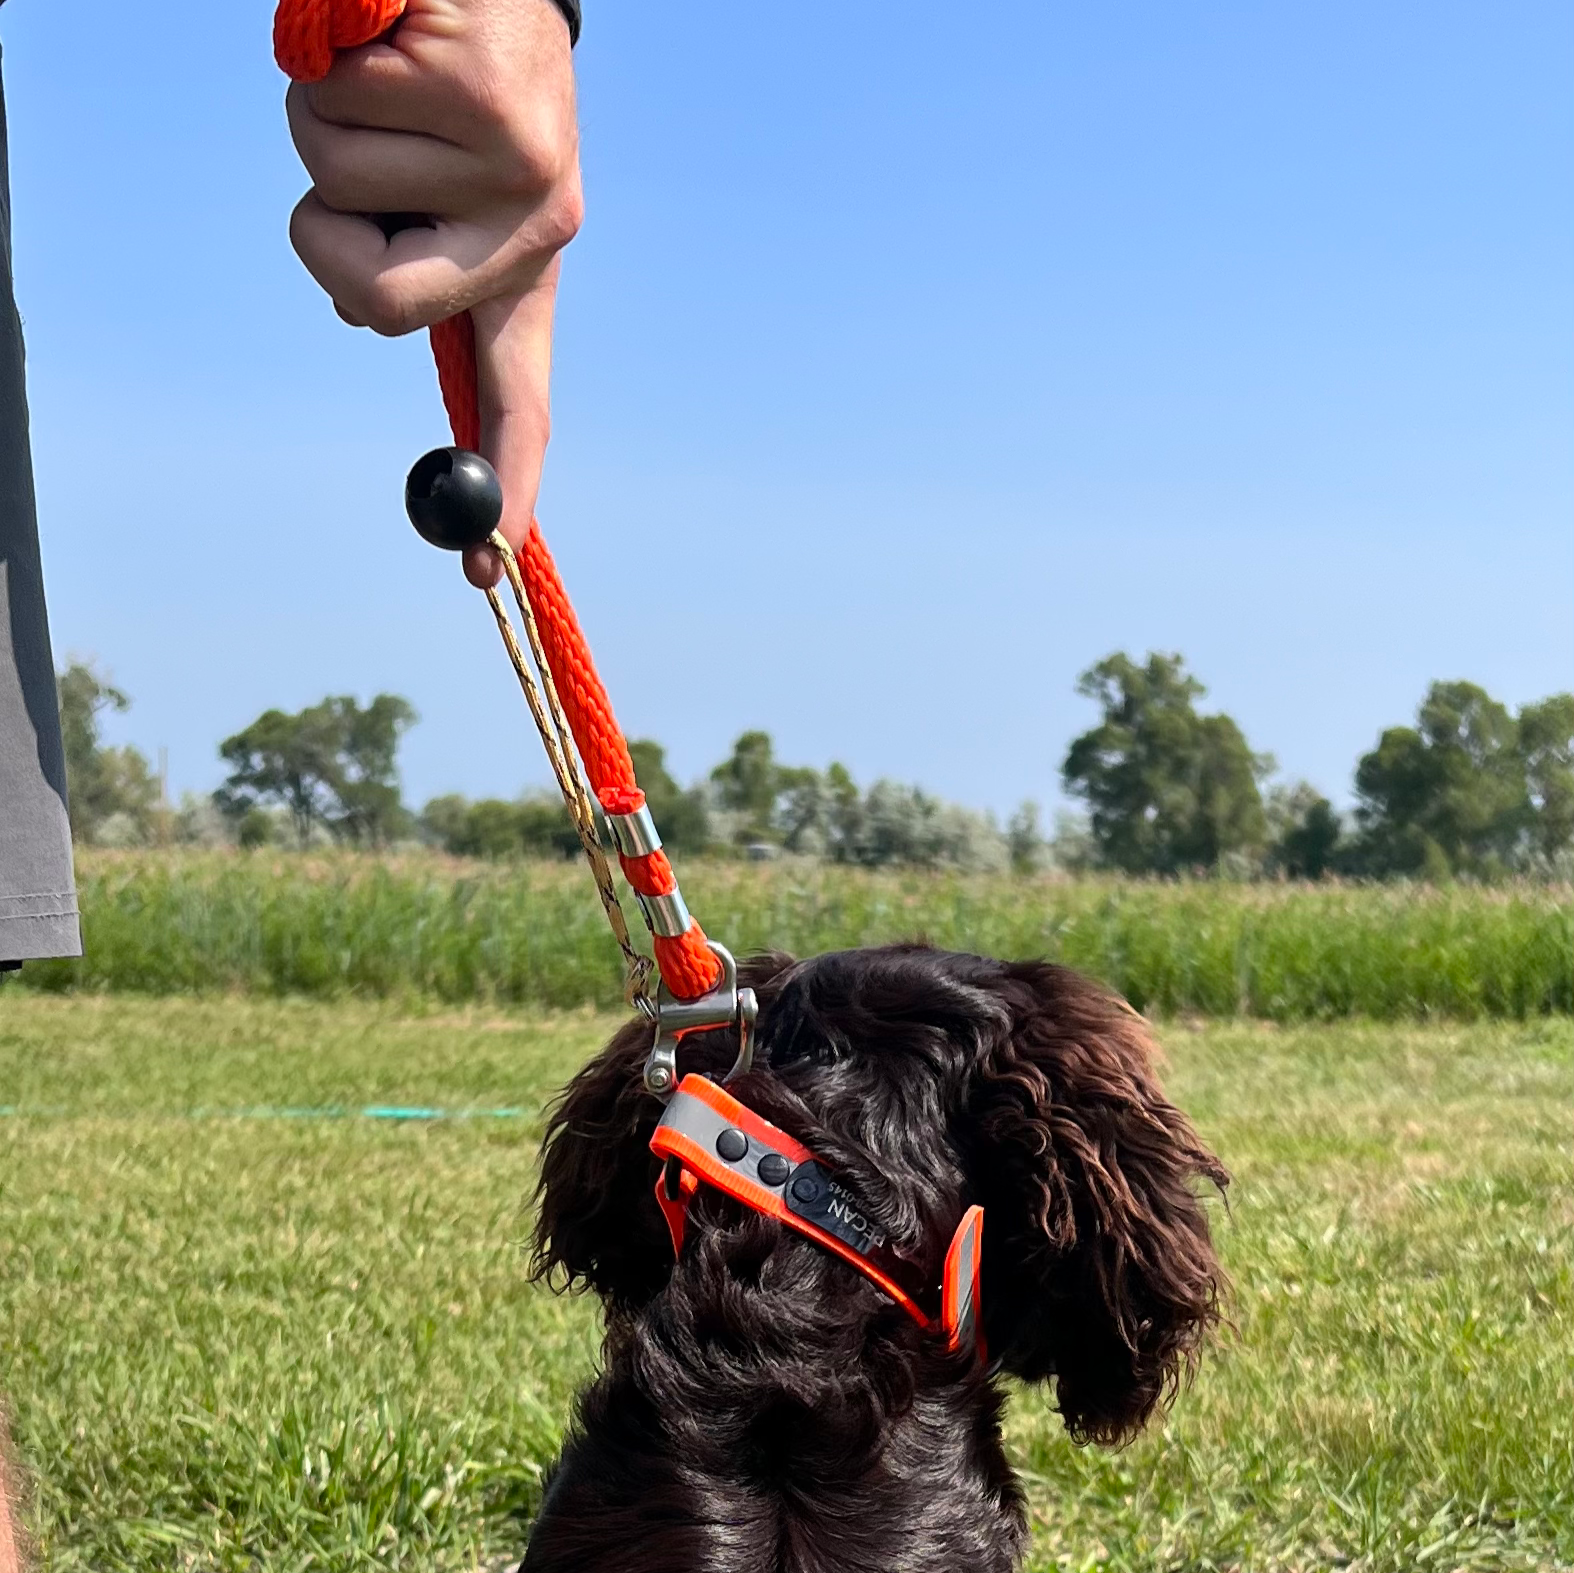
[285,0,583,587]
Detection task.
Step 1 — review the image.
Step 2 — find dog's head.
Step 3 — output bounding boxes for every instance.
[533,945,1227,1445]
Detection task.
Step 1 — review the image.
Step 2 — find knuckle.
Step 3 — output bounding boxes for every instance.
[359,284,422,338]
[497,103,578,197]
[287,194,315,249]
[286,97,349,205]
[288,195,337,276]
[503,142,558,201]
[537,180,584,252]
[304,145,362,216]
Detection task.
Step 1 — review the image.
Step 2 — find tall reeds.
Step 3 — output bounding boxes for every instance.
[19,851,1571,1020]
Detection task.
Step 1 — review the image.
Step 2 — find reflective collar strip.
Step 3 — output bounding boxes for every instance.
[650,1074,984,1357]
[942,1202,983,1357]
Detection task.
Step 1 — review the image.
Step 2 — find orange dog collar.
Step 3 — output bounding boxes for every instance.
[650,1074,984,1359]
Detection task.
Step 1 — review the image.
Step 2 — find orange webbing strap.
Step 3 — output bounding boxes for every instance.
[651,1075,987,1357]
[274,3,723,1001]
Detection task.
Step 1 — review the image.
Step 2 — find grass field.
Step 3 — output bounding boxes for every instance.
[18,851,1574,1021]
[2,995,1570,1571]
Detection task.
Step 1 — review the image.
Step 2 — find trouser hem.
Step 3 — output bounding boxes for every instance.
[0,909,83,961]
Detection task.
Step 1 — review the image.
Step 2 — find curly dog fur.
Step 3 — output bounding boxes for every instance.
[521,945,1228,1573]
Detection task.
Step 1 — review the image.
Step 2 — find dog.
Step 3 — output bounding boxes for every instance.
[522,944,1228,1572]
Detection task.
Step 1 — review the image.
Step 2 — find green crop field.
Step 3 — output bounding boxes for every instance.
[18,852,1574,1021]
[1,994,1570,1571]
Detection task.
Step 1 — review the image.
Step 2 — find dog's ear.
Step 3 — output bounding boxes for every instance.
[530,1010,675,1311]
[965,963,1228,1445]
[531,952,799,1312]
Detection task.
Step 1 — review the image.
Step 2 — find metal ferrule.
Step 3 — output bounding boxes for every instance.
[605,803,663,859]
[637,888,692,939]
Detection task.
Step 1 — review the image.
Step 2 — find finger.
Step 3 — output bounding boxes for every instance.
[294,7,581,174]
[460,268,562,589]
[290,191,512,335]
[310,0,576,122]
[299,51,477,148]
[292,185,573,338]
[288,90,491,216]
[477,268,561,537]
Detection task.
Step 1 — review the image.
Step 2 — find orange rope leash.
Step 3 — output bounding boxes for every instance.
[273,0,405,83]
[274,1,722,1001]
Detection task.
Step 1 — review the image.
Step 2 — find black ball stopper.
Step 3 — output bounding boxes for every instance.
[405,447,504,551]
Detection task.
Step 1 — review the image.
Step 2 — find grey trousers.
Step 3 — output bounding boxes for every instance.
[0,45,81,962]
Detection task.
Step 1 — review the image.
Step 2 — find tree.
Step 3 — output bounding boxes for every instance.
[701,734,1009,868]
[418,739,710,862]
[417,793,579,859]
[774,767,826,854]
[56,660,159,843]
[707,731,828,849]
[172,790,233,848]
[1049,810,1099,873]
[1265,781,1343,879]
[514,797,578,857]
[1193,714,1270,869]
[216,694,416,847]
[710,730,780,841]
[457,798,535,859]
[849,780,1005,871]
[823,763,864,862]
[1351,681,1524,877]
[628,739,710,855]
[1061,652,1272,874]
[1349,727,1431,875]
[418,793,472,854]
[859,780,937,867]
[1517,694,1574,868]
[335,694,419,844]
[237,809,278,850]
[215,704,340,845]
[1006,801,1045,874]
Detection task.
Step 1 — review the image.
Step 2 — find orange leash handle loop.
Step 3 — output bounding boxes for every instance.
[274,6,723,1001]
[273,0,405,82]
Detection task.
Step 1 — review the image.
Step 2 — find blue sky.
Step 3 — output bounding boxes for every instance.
[5,0,1571,816]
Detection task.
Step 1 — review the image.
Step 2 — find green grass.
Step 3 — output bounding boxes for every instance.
[1,996,1570,1570]
[19,851,1574,1020]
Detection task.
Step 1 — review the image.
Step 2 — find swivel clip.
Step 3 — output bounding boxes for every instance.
[642,941,758,1099]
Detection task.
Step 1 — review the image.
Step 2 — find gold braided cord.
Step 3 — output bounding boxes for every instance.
[484,531,655,1011]
[495,547,597,854]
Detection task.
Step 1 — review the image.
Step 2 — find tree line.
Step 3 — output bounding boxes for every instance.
[57,651,1574,880]
[1062,653,1572,881]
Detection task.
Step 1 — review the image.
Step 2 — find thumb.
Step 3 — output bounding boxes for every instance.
[461,261,563,590]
